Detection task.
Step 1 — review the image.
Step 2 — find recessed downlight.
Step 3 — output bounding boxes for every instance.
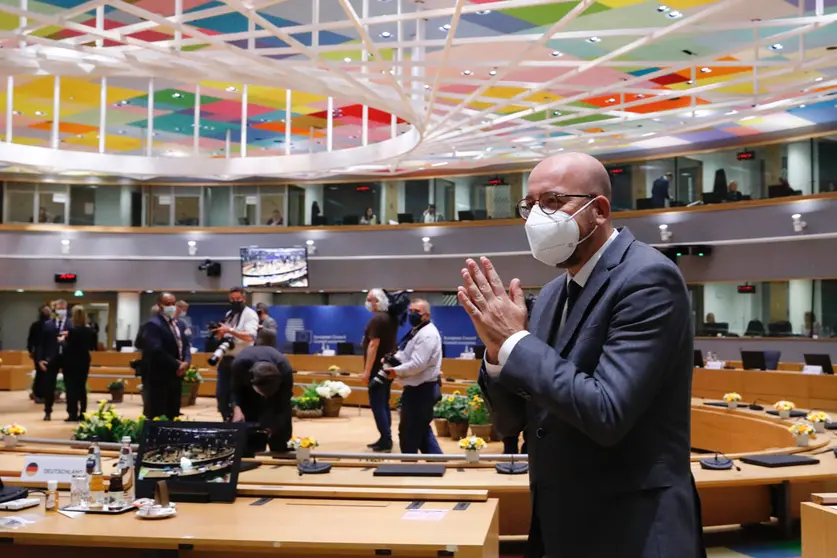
[379,31,392,39]
[551,50,562,57]
[488,69,497,76]
[587,36,602,43]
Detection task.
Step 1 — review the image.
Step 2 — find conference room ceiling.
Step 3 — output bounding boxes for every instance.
[0,0,836,179]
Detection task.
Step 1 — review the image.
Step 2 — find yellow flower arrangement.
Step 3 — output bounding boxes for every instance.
[453,390,461,396]
[458,436,487,451]
[774,400,795,411]
[789,424,815,437]
[722,392,741,403]
[807,411,831,423]
[287,436,319,450]
[1,424,26,436]
[328,365,341,373]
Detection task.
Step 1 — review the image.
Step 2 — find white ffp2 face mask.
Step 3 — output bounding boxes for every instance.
[524,198,598,267]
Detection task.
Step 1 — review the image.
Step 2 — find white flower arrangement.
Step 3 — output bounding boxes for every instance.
[315,380,351,399]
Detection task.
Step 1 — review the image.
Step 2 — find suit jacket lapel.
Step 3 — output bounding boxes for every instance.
[534,277,565,343]
[555,228,636,354]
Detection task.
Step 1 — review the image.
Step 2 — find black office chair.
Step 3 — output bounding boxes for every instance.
[768,321,792,336]
[764,350,781,371]
[745,320,766,336]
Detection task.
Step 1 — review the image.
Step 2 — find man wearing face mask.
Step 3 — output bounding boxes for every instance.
[213,287,259,421]
[381,299,443,454]
[37,300,71,421]
[141,292,192,419]
[28,305,52,404]
[458,153,704,558]
[362,288,399,452]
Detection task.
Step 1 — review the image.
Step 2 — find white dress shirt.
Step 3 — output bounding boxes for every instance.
[223,306,260,357]
[392,322,443,387]
[485,229,619,377]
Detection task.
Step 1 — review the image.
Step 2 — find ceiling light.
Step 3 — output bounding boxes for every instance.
[344,57,351,62]
[637,94,645,98]
[172,92,182,98]
[588,139,595,144]
[814,77,824,82]
[667,10,683,18]
[799,104,807,108]
[119,100,128,105]
[440,24,450,31]
[488,69,497,76]
[513,137,534,142]
[725,110,738,115]
[552,110,562,116]
[12,110,20,115]
[75,134,82,138]
[462,70,472,75]
[769,43,783,51]
[424,84,431,89]
[551,50,562,57]
[687,80,694,85]
[379,31,392,38]
[226,86,237,92]
[588,36,602,43]
[606,98,616,103]
[657,5,670,12]
[641,132,655,137]
[700,67,711,73]
[35,110,44,116]
[741,116,756,121]
[476,9,491,14]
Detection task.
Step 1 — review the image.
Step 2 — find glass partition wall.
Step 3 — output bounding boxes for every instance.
[1,134,834,227]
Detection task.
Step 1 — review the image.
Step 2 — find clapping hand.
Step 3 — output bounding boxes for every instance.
[457,257,528,364]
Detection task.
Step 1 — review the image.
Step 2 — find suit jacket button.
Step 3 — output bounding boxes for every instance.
[536,428,545,439]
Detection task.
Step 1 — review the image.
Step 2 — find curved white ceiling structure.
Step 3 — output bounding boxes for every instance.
[0,0,835,179]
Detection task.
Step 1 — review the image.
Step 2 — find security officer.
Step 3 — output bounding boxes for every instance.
[382,298,443,454]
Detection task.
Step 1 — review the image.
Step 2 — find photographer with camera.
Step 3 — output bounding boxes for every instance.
[230,329,294,457]
[141,293,191,419]
[380,299,443,455]
[211,287,259,421]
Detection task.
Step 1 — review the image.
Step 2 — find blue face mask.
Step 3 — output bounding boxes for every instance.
[408,312,423,327]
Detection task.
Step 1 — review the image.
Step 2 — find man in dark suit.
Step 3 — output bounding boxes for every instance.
[37,299,72,421]
[458,153,704,558]
[651,172,672,208]
[141,292,191,419]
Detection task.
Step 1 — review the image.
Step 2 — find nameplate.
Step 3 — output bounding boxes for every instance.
[705,361,725,370]
[21,455,88,483]
[321,350,336,357]
[459,353,475,360]
[803,365,824,375]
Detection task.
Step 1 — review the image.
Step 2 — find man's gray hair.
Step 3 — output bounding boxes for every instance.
[368,288,389,312]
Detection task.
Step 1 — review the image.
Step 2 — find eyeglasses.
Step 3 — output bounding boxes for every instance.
[517,192,596,220]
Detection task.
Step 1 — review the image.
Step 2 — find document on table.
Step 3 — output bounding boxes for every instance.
[402,509,448,521]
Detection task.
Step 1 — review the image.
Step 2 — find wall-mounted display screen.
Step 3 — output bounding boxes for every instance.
[240,247,308,288]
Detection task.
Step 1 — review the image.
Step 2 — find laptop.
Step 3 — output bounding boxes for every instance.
[740,454,819,468]
[804,354,834,375]
[0,479,28,504]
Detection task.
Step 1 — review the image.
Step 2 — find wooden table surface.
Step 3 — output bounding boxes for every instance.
[801,502,837,558]
[0,497,499,558]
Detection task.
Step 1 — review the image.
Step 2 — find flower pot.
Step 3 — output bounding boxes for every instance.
[434,418,450,438]
[189,383,199,405]
[322,396,343,418]
[726,401,738,409]
[779,409,791,419]
[465,449,479,463]
[296,447,311,464]
[296,408,323,419]
[796,434,810,447]
[471,424,492,439]
[180,389,193,408]
[448,421,469,441]
[4,435,18,449]
[110,388,124,404]
[814,422,826,433]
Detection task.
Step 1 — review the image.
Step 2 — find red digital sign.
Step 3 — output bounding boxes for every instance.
[736,150,756,161]
[54,273,78,284]
[737,284,757,294]
[610,168,625,174]
[486,178,508,186]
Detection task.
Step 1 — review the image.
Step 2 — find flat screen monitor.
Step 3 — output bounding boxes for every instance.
[804,354,834,375]
[240,247,308,288]
[740,350,767,371]
[336,342,354,356]
[136,421,246,503]
[292,341,310,355]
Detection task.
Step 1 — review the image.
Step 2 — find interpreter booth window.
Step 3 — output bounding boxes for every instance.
[694,280,826,338]
[322,182,381,226]
[232,186,258,226]
[259,185,287,226]
[819,280,837,338]
[3,185,36,224]
[433,178,455,221]
[677,147,769,202]
[148,189,173,226]
[403,180,430,223]
[68,185,97,226]
[815,135,837,193]
[445,173,521,221]
[286,185,305,227]
[203,186,231,227]
[624,159,675,210]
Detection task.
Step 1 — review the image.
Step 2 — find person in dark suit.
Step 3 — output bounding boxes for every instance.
[63,305,98,421]
[141,293,191,419]
[458,153,704,558]
[36,299,72,421]
[27,304,52,403]
[650,172,672,208]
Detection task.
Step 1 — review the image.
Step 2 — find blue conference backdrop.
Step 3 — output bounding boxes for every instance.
[184,304,480,356]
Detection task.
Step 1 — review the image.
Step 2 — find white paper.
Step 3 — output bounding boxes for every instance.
[803,365,823,375]
[705,361,724,370]
[402,509,448,521]
[84,202,94,215]
[245,195,258,205]
[58,510,84,519]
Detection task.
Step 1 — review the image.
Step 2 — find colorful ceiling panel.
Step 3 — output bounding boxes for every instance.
[0,0,833,179]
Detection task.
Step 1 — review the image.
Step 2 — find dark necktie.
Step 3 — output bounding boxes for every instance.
[57,320,64,354]
[566,280,582,318]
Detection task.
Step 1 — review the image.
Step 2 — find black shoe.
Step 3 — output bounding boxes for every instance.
[64,416,78,423]
[366,439,382,449]
[370,442,393,452]
[44,413,51,421]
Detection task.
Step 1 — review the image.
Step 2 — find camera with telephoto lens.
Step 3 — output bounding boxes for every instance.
[371,353,401,385]
[207,321,236,366]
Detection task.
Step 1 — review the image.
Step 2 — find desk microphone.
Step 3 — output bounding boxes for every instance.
[298,455,332,476]
[748,399,769,411]
[699,451,740,471]
[495,453,528,475]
